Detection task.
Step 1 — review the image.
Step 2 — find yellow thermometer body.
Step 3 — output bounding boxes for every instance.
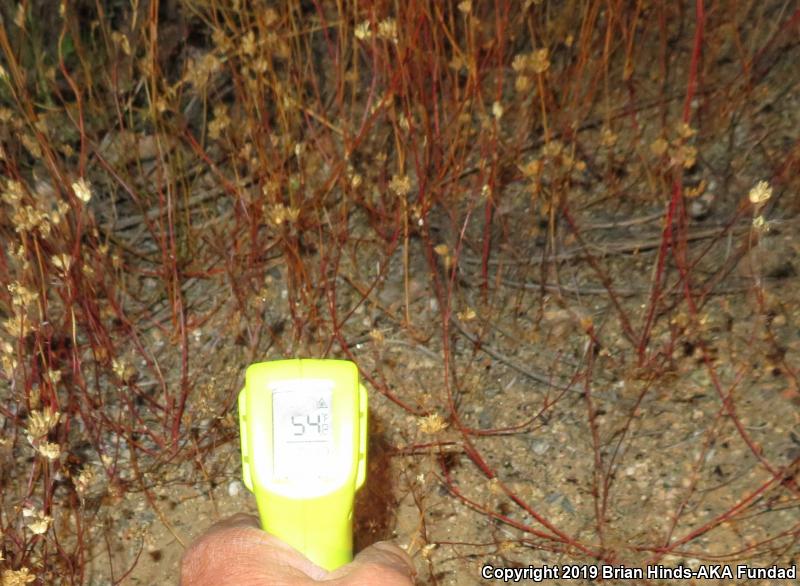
[238,359,367,570]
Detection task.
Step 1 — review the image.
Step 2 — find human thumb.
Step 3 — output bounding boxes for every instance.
[325,541,416,585]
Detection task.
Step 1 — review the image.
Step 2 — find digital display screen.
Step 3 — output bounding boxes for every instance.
[272,381,333,481]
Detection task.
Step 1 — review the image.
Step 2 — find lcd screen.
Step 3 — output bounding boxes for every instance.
[272,381,334,481]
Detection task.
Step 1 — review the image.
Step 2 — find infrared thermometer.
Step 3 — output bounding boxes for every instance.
[238,359,367,570]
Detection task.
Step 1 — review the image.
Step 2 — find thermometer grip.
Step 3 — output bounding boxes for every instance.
[254,484,355,570]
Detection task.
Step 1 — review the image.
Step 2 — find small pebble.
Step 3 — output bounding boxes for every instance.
[228,480,243,497]
[531,439,549,455]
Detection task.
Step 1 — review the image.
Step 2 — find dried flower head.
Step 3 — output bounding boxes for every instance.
[2,567,36,586]
[530,48,550,74]
[26,406,60,441]
[377,18,398,43]
[752,215,769,233]
[112,357,135,382]
[2,179,25,204]
[457,307,476,321]
[514,74,532,92]
[368,328,385,345]
[600,127,618,148]
[650,137,669,157]
[266,203,301,226]
[183,52,222,90]
[37,441,61,461]
[676,122,697,139]
[52,254,71,273]
[492,101,503,120]
[22,508,52,535]
[389,174,412,197]
[3,313,33,338]
[242,30,257,56]
[418,413,448,434]
[72,177,92,203]
[7,282,37,307]
[748,180,772,206]
[74,467,96,504]
[208,104,230,140]
[519,159,543,177]
[354,21,371,41]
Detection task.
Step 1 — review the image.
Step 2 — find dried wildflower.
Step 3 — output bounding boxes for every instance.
[389,174,412,197]
[2,567,36,585]
[264,8,278,26]
[242,31,257,56]
[2,180,24,204]
[457,307,476,321]
[3,313,33,338]
[47,369,62,384]
[8,282,37,307]
[752,215,769,232]
[50,199,70,225]
[600,127,617,147]
[685,179,707,198]
[514,75,532,92]
[72,177,92,203]
[650,137,669,157]
[1,354,18,378]
[354,21,371,41]
[26,406,60,440]
[22,508,52,535]
[112,358,134,382]
[676,122,696,139]
[748,180,772,205]
[52,253,71,272]
[519,159,542,177]
[671,144,697,169]
[530,48,550,74]
[37,441,61,460]
[369,328,385,345]
[183,52,222,90]
[12,205,50,235]
[458,1,472,14]
[377,18,398,43]
[434,244,449,256]
[491,101,503,120]
[511,54,528,72]
[542,140,564,158]
[74,467,95,503]
[418,413,448,434]
[208,104,230,140]
[266,203,300,226]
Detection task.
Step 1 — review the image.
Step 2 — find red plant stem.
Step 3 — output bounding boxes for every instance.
[638,0,705,363]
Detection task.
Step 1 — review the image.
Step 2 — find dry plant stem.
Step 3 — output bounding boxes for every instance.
[638,0,705,364]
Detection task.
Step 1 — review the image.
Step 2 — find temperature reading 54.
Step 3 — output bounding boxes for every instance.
[292,411,330,437]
